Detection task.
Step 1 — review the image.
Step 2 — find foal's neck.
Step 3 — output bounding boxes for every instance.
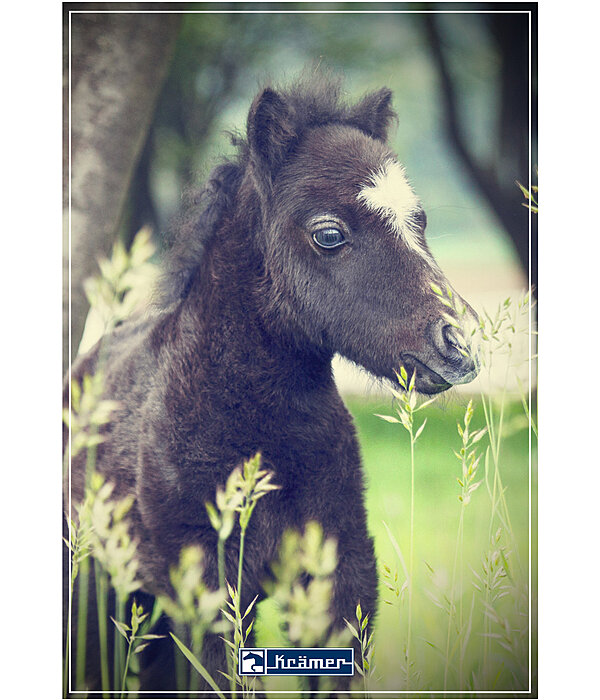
[181,224,334,404]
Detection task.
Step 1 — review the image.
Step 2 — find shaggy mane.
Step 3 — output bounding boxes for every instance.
[158,157,245,306]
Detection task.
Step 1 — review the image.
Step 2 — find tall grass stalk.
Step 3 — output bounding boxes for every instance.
[63,517,85,694]
[206,453,279,695]
[169,632,227,698]
[113,595,127,690]
[345,602,376,696]
[65,229,157,693]
[159,546,228,695]
[173,621,189,691]
[376,366,436,689]
[205,468,241,692]
[74,556,90,690]
[443,400,485,690]
[476,293,534,683]
[407,418,415,689]
[95,569,111,696]
[479,293,532,548]
[112,600,165,698]
[66,373,119,692]
[63,508,93,693]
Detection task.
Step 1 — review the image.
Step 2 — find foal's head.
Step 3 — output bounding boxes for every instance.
[246,80,479,394]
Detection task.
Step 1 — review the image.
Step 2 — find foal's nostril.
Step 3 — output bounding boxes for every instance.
[439,324,468,362]
[427,318,480,385]
[442,325,463,353]
[431,319,471,363]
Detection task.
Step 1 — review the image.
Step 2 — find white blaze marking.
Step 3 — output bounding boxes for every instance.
[357,159,435,265]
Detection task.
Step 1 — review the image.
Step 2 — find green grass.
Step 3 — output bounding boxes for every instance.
[353,395,533,691]
[255,394,535,694]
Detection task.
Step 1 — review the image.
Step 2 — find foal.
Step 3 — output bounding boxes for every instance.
[67,77,479,690]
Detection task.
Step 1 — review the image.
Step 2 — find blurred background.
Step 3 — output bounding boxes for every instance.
[66,4,537,693]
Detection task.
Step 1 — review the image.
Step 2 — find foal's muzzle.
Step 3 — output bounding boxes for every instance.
[427,317,480,386]
[395,316,480,395]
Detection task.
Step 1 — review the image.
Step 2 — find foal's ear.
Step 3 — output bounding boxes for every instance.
[350,88,396,141]
[247,88,297,186]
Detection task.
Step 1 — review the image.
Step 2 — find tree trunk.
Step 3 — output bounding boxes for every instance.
[423,14,537,293]
[63,10,180,372]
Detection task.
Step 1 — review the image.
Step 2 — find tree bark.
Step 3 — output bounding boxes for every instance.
[63,10,180,372]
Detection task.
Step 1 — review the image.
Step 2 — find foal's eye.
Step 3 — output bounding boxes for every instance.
[313,227,346,249]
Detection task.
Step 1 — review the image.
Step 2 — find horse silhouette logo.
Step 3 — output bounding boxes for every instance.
[240,650,265,675]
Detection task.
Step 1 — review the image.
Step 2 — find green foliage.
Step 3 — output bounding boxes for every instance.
[516,180,538,214]
[64,230,163,695]
[346,602,377,692]
[84,473,140,600]
[169,632,227,699]
[159,547,226,633]
[84,226,157,328]
[370,292,535,693]
[266,522,340,649]
[204,452,280,694]
[78,227,158,354]
[375,363,439,690]
[112,600,165,696]
[455,400,486,505]
[64,372,121,460]
[159,546,229,693]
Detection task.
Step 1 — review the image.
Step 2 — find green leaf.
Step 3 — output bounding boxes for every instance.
[414,418,427,441]
[374,414,399,424]
[131,601,140,635]
[205,502,221,531]
[416,396,438,411]
[516,181,529,198]
[382,521,409,582]
[442,312,460,329]
[243,595,259,619]
[221,610,235,624]
[221,636,236,650]
[408,369,416,392]
[111,617,130,640]
[170,633,226,699]
[244,618,255,640]
[471,428,488,444]
[344,618,359,639]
